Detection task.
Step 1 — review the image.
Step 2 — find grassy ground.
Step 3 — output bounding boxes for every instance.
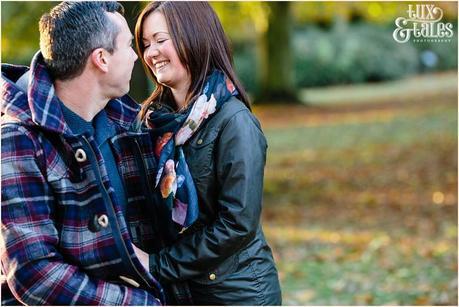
[254,71,458,305]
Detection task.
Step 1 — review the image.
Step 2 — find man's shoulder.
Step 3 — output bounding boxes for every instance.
[2,118,34,136]
[1,119,47,159]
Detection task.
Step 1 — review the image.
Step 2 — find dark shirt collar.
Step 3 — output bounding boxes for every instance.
[60,103,116,145]
[60,102,93,136]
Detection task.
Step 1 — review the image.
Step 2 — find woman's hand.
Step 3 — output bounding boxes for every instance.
[132,243,150,272]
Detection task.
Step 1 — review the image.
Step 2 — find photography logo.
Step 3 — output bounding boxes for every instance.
[393,4,454,43]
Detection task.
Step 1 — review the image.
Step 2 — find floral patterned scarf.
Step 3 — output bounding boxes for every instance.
[145,70,238,230]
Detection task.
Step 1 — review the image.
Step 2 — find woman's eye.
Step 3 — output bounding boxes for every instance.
[144,44,150,48]
[157,39,167,44]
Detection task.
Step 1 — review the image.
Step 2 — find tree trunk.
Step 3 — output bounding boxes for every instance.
[256,2,299,104]
[121,1,151,103]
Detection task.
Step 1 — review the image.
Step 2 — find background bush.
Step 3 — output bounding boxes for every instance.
[234,23,457,93]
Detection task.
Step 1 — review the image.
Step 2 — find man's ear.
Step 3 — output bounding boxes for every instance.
[90,48,109,73]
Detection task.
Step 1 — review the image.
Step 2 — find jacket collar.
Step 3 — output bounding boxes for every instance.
[1,51,140,135]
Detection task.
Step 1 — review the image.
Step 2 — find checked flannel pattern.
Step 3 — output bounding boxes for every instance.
[1,52,164,305]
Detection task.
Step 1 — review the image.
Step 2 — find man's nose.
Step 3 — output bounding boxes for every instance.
[132,48,138,61]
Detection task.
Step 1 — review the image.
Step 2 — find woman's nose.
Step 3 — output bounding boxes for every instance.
[145,45,159,59]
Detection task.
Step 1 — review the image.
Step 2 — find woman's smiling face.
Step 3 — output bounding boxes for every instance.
[142,11,190,91]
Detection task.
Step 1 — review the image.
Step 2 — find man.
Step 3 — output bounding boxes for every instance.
[1,2,164,305]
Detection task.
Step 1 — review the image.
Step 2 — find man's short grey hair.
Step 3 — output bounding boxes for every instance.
[39,1,125,80]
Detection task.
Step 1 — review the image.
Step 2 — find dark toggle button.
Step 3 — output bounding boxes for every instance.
[88,214,109,232]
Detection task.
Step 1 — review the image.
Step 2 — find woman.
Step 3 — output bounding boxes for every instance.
[133,2,282,305]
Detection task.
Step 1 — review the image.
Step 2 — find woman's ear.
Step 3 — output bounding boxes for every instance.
[90,48,109,73]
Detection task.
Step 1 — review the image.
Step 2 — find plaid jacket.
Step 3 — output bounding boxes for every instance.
[1,53,165,305]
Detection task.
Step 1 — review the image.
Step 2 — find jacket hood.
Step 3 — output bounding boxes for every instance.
[1,51,141,135]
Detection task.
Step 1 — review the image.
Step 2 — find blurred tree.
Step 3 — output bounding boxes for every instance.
[257,2,298,103]
[1,2,55,65]
[213,2,299,104]
[212,2,264,96]
[1,1,149,103]
[212,2,259,43]
[120,1,150,103]
[291,2,457,26]
[3,1,456,102]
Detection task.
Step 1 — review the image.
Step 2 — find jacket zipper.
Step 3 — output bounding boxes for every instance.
[81,135,153,289]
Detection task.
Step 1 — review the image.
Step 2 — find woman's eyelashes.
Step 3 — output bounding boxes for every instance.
[143,38,168,49]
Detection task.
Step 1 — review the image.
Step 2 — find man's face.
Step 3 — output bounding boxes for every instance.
[104,12,138,99]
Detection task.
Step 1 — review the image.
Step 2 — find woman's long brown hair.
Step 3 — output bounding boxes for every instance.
[135,1,251,121]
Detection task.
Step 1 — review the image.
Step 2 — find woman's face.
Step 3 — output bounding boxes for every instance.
[142,11,190,92]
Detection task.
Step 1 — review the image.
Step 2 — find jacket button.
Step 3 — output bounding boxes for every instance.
[97,214,109,228]
[209,273,216,281]
[197,139,203,145]
[119,275,140,288]
[75,148,87,162]
[88,214,109,232]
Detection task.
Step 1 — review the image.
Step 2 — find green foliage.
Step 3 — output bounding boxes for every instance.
[412,33,459,71]
[233,43,258,94]
[293,24,421,87]
[1,2,55,65]
[291,2,457,27]
[212,1,265,42]
[220,1,457,93]
[233,22,457,92]
[2,1,457,100]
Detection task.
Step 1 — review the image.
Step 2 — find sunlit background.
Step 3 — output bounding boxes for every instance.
[2,1,458,305]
